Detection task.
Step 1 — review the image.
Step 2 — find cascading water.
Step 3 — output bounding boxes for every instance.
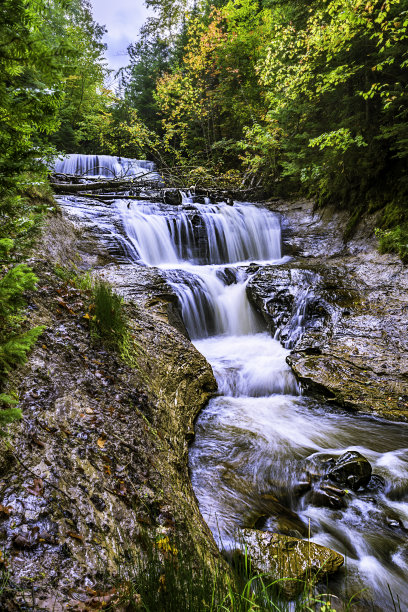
[53,153,156,178]
[58,182,408,609]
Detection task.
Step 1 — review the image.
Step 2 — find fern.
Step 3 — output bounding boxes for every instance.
[0,265,39,319]
[0,394,21,433]
[0,326,45,375]
[0,265,44,434]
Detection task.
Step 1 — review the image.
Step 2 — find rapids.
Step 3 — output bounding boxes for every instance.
[57,159,408,608]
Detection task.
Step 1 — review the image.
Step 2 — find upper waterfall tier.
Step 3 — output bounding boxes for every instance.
[53,154,156,178]
[115,200,282,266]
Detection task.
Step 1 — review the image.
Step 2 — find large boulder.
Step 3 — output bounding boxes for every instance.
[327,451,372,491]
[239,529,344,598]
[245,200,408,424]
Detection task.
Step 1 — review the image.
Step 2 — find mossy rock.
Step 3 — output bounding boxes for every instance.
[239,529,344,598]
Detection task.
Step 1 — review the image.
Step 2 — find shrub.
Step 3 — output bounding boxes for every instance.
[375,226,408,263]
[0,264,45,434]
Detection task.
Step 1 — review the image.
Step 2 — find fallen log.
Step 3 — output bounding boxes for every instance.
[51,179,134,193]
[77,193,159,202]
[51,179,167,194]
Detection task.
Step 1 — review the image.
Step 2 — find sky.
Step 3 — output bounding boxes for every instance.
[90,0,153,73]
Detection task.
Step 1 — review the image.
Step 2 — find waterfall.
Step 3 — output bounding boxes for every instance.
[57,185,408,609]
[113,198,282,337]
[166,266,262,338]
[115,199,282,267]
[195,204,281,264]
[53,153,156,178]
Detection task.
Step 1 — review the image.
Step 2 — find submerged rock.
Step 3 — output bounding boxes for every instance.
[300,452,375,509]
[239,529,344,598]
[305,486,346,509]
[248,493,308,538]
[163,189,182,205]
[327,451,372,491]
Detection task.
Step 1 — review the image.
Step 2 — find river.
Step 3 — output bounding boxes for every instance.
[57,154,408,609]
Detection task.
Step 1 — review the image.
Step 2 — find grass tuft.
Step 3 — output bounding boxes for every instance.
[92,281,127,345]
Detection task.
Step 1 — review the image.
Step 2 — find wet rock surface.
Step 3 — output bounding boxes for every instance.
[0,214,221,609]
[245,494,308,538]
[239,528,344,598]
[96,264,190,339]
[327,451,372,491]
[299,451,380,511]
[247,199,408,421]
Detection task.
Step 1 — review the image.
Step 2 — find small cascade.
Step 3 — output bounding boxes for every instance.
[114,200,282,266]
[166,266,262,339]
[53,153,156,178]
[115,201,179,265]
[181,190,194,204]
[282,285,314,348]
[189,203,281,264]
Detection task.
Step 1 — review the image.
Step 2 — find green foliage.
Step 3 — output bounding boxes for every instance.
[374,201,408,260]
[92,282,128,346]
[88,280,139,366]
[121,0,408,248]
[375,225,408,262]
[0,327,45,377]
[53,267,139,365]
[0,265,38,319]
[120,36,171,134]
[115,535,226,611]
[256,0,408,206]
[308,129,367,154]
[0,393,21,434]
[50,2,108,153]
[112,532,348,612]
[0,266,45,433]
[0,265,45,380]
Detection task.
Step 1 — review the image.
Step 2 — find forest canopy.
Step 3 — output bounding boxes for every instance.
[118,0,408,254]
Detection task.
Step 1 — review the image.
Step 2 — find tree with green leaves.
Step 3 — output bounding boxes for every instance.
[124,0,408,256]
[50,0,108,153]
[0,0,107,432]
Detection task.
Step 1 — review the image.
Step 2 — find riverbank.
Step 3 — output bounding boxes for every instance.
[0,211,227,609]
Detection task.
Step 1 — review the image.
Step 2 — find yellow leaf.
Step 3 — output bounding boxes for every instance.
[97,437,106,448]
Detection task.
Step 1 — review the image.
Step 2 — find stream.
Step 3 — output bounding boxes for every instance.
[57,155,408,609]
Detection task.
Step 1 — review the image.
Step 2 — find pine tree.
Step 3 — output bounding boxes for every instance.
[0,263,45,431]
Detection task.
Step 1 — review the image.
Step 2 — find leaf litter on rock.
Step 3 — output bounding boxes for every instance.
[27,478,44,496]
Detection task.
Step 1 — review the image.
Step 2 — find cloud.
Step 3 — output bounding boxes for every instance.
[90,0,152,70]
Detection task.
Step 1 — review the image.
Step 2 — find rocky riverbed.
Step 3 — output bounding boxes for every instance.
[1,195,407,609]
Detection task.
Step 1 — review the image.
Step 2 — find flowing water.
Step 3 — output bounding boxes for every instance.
[58,155,408,609]
[53,153,157,178]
